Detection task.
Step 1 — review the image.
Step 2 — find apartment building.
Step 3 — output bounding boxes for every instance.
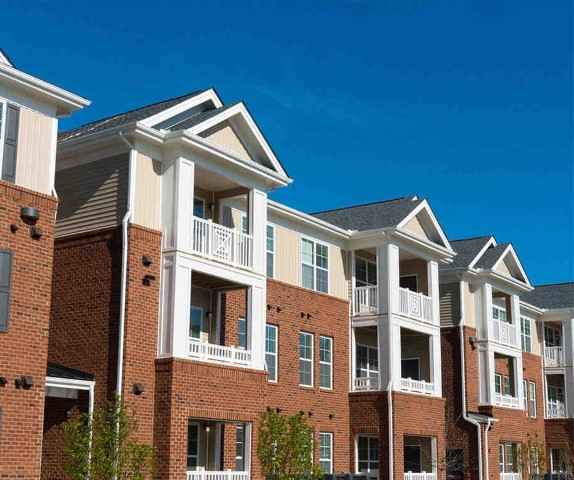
[0,51,89,479]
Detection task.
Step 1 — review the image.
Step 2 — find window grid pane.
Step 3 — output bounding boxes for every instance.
[299,332,313,386]
[265,325,278,382]
[320,336,332,389]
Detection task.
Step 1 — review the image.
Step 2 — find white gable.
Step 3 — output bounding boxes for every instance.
[398,200,452,251]
[201,121,252,162]
[493,246,529,285]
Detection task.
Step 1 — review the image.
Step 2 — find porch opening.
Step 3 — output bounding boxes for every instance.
[400,328,433,395]
[403,435,436,480]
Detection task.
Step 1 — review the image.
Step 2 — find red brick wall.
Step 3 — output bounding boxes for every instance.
[545,419,574,450]
[0,182,57,480]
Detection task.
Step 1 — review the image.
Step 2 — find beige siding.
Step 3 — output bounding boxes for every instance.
[440,282,461,327]
[462,280,477,328]
[275,225,299,286]
[403,214,430,242]
[133,152,161,230]
[202,122,252,161]
[15,107,54,194]
[56,154,129,237]
[494,259,513,278]
[330,247,347,300]
[530,317,542,356]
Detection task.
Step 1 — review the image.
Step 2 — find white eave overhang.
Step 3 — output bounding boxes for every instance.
[471,269,533,294]
[0,63,90,116]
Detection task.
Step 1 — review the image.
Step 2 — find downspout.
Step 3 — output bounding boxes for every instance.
[458,280,484,480]
[387,381,393,480]
[483,417,494,479]
[116,131,135,399]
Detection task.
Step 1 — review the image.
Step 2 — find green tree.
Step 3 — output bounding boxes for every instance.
[63,398,154,480]
[257,409,324,480]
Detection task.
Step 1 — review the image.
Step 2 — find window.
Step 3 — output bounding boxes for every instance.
[446,449,464,480]
[240,214,249,234]
[265,324,278,382]
[319,336,333,389]
[0,251,12,331]
[404,445,422,473]
[495,374,502,394]
[235,424,246,471]
[357,435,379,473]
[499,443,519,474]
[356,257,377,287]
[266,225,275,278]
[521,317,532,352]
[502,375,512,396]
[356,344,379,380]
[319,432,333,474]
[492,306,509,323]
[301,238,329,293]
[299,332,313,386]
[0,103,19,183]
[400,275,418,292]
[529,447,540,475]
[522,380,528,410]
[551,448,567,473]
[401,358,421,380]
[193,197,205,218]
[189,306,203,341]
[528,382,536,417]
[238,317,247,349]
[545,325,562,347]
[187,422,200,469]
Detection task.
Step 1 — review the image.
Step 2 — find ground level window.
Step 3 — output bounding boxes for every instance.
[499,442,519,474]
[404,445,422,473]
[319,432,333,474]
[357,435,379,474]
[187,422,199,470]
[235,424,245,471]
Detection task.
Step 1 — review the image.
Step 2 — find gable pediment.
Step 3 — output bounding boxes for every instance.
[493,247,529,284]
[201,121,252,162]
[398,200,452,251]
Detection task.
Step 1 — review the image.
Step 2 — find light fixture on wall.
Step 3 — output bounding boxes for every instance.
[20,207,39,224]
[15,376,33,389]
[133,383,145,395]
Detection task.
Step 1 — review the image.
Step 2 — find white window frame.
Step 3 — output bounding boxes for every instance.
[523,379,528,410]
[235,424,246,471]
[492,305,509,323]
[193,197,206,219]
[299,331,314,387]
[499,442,518,474]
[189,306,204,341]
[355,255,377,287]
[401,357,421,381]
[356,344,379,380]
[319,432,333,474]
[266,224,276,278]
[319,335,333,390]
[300,237,329,294]
[400,273,419,292]
[495,373,502,394]
[240,213,249,235]
[545,325,562,347]
[520,316,532,353]
[265,324,278,383]
[187,421,201,471]
[356,434,379,474]
[238,316,247,349]
[528,381,536,418]
[0,100,5,168]
[404,442,423,473]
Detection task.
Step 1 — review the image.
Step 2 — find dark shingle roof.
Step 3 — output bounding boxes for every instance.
[47,362,94,381]
[59,89,206,142]
[166,102,240,131]
[521,283,574,309]
[311,196,422,231]
[474,243,510,269]
[445,236,493,269]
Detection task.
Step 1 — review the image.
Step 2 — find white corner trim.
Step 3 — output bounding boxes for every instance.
[139,88,223,128]
[185,102,289,180]
[396,199,454,252]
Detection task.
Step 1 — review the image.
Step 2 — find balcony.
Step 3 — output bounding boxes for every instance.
[187,472,249,480]
[189,340,252,367]
[354,286,378,315]
[491,318,518,348]
[354,376,380,392]
[192,217,253,269]
[399,288,433,324]
[500,474,520,480]
[400,377,434,395]
[494,393,521,409]
[547,400,567,419]
[404,473,436,480]
[545,346,565,367]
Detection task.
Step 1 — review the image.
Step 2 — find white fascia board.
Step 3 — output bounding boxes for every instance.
[391,229,455,263]
[268,200,350,240]
[0,50,12,66]
[139,88,223,128]
[539,307,574,322]
[468,236,497,270]
[520,300,544,317]
[491,244,531,287]
[396,199,454,252]
[45,376,95,390]
[474,270,533,294]
[0,63,90,116]
[185,102,290,180]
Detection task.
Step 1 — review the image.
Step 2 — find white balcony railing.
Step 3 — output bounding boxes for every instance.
[187,471,249,480]
[192,217,253,269]
[545,346,565,367]
[547,400,567,419]
[399,288,433,324]
[400,377,434,395]
[354,285,379,315]
[188,340,251,366]
[491,319,518,347]
[494,393,521,409]
[404,472,436,480]
[354,376,380,392]
[500,473,520,480]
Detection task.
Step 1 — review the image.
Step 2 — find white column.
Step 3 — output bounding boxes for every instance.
[479,283,493,340]
[514,355,524,405]
[174,157,195,251]
[351,326,357,391]
[248,189,267,275]
[350,250,356,314]
[377,243,400,316]
[509,294,520,347]
[430,332,442,396]
[171,257,193,358]
[247,283,266,370]
[481,348,495,405]
[427,260,440,325]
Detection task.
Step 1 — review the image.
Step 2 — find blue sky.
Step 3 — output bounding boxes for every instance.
[2,1,572,284]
